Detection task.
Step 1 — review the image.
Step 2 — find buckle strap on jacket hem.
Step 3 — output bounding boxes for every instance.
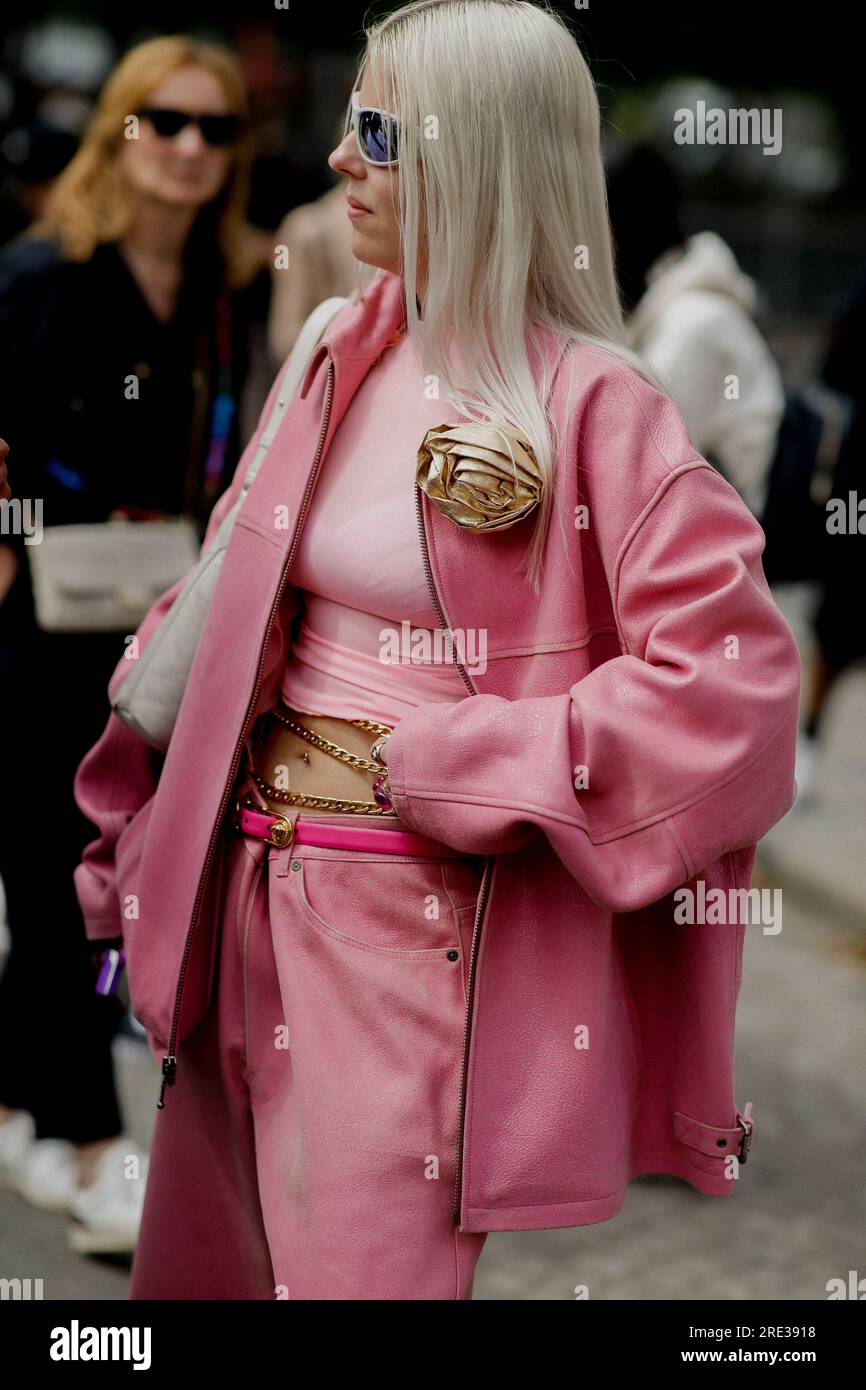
[673,1101,754,1164]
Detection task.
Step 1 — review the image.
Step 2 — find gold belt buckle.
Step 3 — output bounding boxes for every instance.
[267,815,293,848]
[234,797,293,848]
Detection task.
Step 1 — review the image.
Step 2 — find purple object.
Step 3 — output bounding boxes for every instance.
[95,947,126,996]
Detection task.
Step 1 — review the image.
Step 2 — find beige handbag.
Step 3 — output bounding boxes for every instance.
[110,295,348,751]
[27,516,201,633]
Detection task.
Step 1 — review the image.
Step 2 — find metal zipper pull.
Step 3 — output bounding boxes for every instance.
[157,1054,177,1109]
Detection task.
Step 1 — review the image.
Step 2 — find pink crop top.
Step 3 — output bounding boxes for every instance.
[279,326,468,727]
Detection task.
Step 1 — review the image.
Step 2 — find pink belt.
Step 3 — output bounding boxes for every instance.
[232,799,471,859]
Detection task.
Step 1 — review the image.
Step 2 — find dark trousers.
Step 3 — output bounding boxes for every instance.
[0,605,126,1143]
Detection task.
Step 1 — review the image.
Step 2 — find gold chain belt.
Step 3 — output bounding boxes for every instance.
[249,703,397,815]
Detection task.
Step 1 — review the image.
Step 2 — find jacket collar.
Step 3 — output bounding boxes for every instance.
[300,270,407,398]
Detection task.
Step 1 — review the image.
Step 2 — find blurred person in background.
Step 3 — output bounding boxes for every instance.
[0,119,80,246]
[606,142,786,520]
[0,33,268,1257]
[794,274,866,795]
[267,138,360,364]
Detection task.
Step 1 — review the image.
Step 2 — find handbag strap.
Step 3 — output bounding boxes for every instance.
[240,295,348,497]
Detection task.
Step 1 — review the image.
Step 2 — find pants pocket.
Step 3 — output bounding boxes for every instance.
[290,853,468,957]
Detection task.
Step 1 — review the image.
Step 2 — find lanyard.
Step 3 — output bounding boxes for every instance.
[201,293,237,508]
[181,289,238,521]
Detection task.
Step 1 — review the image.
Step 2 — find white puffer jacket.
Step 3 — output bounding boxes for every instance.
[627,231,785,518]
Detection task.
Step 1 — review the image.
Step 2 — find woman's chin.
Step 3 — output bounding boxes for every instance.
[349,234,398,275]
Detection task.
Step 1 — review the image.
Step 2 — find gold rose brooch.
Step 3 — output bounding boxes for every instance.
[416,421,543,532]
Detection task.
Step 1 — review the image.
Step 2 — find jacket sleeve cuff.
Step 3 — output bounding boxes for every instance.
[385,693,555,858]
[73,862,125,941]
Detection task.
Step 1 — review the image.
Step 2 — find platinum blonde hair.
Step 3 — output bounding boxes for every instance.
[351,0,665,591]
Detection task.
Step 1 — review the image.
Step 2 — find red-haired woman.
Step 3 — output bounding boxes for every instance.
[0,35,266,1255]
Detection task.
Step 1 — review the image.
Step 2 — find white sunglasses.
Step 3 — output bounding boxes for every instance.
[344,94,401,167]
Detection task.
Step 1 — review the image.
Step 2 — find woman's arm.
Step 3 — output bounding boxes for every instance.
[385,457,801,913]
[267,205,328,366]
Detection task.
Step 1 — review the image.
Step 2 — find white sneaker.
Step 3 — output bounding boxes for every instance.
[0,1110,36,1176]
[0,1112,81,1212]
[68,1137,150,1255]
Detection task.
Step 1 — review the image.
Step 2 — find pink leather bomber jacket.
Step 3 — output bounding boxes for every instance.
[73,268,801,1234]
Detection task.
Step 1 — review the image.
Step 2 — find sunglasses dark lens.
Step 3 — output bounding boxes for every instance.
[359,110,398,163]
[198,115,241,147]
[141,108,239,146]
[145,108,188,138]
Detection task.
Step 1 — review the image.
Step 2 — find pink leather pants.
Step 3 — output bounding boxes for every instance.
[129,812,488,1300]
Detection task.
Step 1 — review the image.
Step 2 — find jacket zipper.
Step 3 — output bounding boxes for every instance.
[157,356,336,1108]
[413,482,494,1225]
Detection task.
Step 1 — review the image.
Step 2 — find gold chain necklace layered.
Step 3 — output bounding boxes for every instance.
[249,703,397,815]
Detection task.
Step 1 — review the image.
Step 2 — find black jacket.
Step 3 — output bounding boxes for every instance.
[0,227,260,643]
